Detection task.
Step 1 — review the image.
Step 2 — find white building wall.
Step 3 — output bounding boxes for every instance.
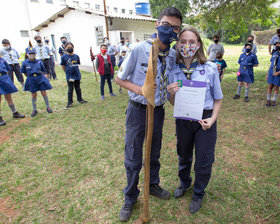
[38,9,106,66]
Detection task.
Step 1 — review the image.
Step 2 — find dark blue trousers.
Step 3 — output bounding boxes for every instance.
[110,55,116,79]
[8,64,24,83]
[176,110,217,199]
[123,102,165,205]
[49,55,57,79]
[100,74,113,96]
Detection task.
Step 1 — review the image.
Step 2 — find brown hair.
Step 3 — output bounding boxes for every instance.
[216,52,223,59]
[176,26,207,65]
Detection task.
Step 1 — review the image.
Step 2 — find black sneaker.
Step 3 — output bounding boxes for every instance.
[119,203,133,222]
[149,184,170,199]
[13,111,25,118]
[174,186,191,198]
[47,107,53,113]
[233,94,240,99]
[266,100,271,107]
[79,100,88,104]
[31,110,38,117]
[66,103,72,109]
[119,88,122,93]
[271,101,276,107]
[244,96,250,102]
[0,116,6,126]
[189,198,202,214]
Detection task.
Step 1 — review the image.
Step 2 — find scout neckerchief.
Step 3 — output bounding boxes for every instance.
[274,52,280,73]
[146,37,169,105]
[179,58,198,80]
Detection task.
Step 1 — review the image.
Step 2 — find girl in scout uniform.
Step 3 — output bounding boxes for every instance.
[21,48,53,117]
[266,41,280,107]
[60,42,87,108]
[167,26,223,214]
[0,56,25,126]
[233,43,259,102]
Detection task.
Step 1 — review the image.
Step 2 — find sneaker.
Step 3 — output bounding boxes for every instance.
[0,116,6,126]
[233,94,240,99]
[101,95,105,100]
[13,111,25,119]
[110,93,116,97]
[119,88,123,93]
[244,96,250,102]
[31,110,38,117]
[47,107,53,113]
[271,101,276,107]
[66,103,72,109]
[266,100,271,107]
[189,198,202,214]
[119,203,133,222]
[79,100,88,104]
[174,186,191,198]
[149,184,170,199]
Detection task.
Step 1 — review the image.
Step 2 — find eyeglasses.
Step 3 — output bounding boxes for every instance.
[159,21,182,34]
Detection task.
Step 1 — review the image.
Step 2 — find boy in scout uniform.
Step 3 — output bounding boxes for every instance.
[116,7,183,222]
[1,39,24,87]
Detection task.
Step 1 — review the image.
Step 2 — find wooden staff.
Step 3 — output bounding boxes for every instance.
[135,39,159,224]
[90,47,98,84]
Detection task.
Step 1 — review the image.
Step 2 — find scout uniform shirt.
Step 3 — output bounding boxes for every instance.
[60,54,81,81]
[21,59,46,76]
[238,52,258,83]
[0,47,20,65]
[267,51,280,86]
[117,41,176,106]
[168,61,223,110]
[35,44,50,60]
[0,58,18,95]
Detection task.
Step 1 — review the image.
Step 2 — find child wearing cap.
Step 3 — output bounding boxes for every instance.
[0,56,25,125]
[60,42,87,108]
[21,47,53,117]
[233,43,258,102]
[266,41,280,107]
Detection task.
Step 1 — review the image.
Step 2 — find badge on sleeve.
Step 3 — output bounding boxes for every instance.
[119,66,123,72]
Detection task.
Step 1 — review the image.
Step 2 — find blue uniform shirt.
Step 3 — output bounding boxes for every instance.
[107,44,117,56]
[117,41,176,106]
[60,54,81,81]
[21,59,46,76]
[35,45,50,60]
[0,58,11,74]
[238,52,258,83]
[267,51,280,86]
[168,61,223,110]
[0,47,20,64]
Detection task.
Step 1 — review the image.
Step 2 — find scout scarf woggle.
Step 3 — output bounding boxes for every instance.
[179,44,199,58]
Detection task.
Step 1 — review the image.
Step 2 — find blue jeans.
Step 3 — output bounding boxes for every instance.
[123,102,165,205]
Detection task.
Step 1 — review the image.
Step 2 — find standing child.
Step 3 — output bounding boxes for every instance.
[60,42,87,108]
[266,41,280,107]
[95,44,116,100]
[0,56,25,125]
[21,48,53,117]
[214,52,227,81]
[233,43,258,102]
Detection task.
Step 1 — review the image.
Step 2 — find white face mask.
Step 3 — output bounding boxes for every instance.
[28,54,36,60]
[3,46,10,50]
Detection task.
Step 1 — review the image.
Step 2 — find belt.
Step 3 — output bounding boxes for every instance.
[129,99,164,109]
[41,58,49,61]
[187,109,213,122]
[0,73,7,76]
[9,63,19,66]
[30,73,41,77]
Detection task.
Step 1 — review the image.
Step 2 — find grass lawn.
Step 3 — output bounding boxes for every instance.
[0,45,279,224]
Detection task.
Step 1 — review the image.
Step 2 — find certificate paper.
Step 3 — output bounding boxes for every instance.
[173,80,207,121]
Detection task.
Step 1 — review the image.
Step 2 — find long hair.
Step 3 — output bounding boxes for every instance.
[176,26,207,65]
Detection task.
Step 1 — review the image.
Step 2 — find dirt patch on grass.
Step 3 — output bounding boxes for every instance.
[0,118,30,144]
[0,196,18,219]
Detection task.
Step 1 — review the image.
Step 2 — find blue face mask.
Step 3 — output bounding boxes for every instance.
[156,25,178,45]
[245,48,251,53]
